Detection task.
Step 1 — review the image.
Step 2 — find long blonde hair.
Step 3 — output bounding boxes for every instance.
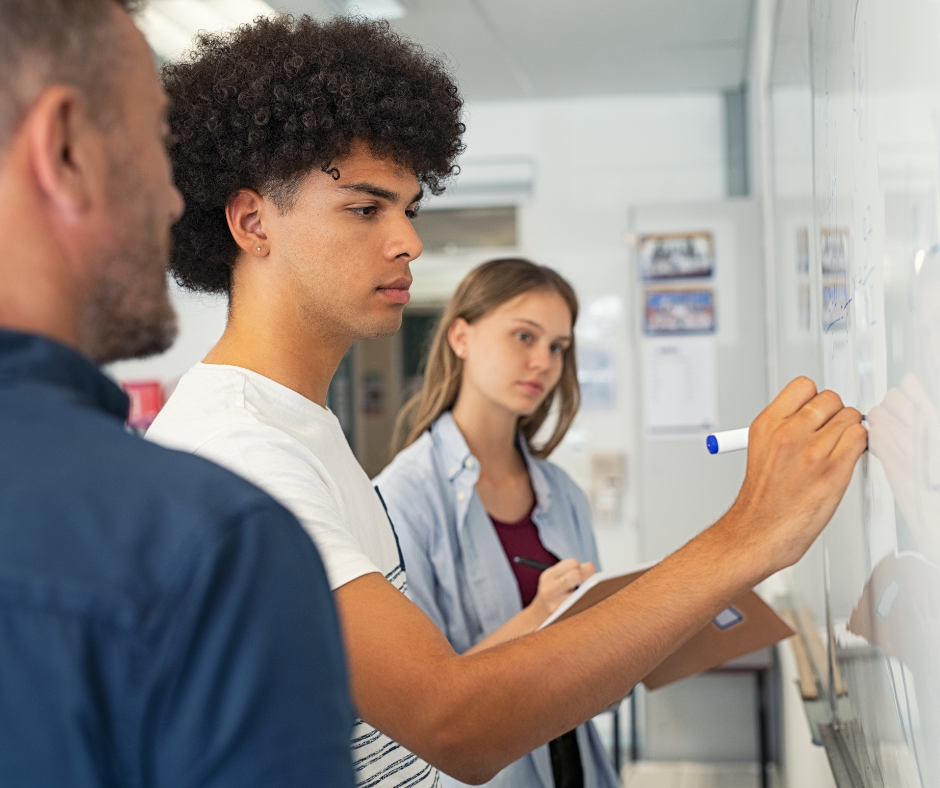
[393,258,580,459]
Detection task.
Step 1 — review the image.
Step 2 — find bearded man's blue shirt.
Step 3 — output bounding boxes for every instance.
[0,329,355,788]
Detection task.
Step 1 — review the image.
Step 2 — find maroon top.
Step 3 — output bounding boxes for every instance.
[490,507,558,607]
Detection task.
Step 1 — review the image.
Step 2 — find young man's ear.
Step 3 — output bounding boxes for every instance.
[28,86,97,217]
[448,318,470,360]
[226,189,269,257]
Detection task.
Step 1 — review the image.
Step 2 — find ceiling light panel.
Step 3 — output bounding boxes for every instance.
[331,0,407,20]
[139,0,276,60]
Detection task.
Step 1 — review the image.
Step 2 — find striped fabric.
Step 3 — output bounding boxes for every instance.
[350,564,440,788]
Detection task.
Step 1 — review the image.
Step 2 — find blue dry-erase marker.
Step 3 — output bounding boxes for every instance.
[706,428,749,455]
[708,416,867,455]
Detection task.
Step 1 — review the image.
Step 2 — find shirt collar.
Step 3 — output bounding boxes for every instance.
[432,410,475,481]
[0,329,129,421]
[431,410,553,513]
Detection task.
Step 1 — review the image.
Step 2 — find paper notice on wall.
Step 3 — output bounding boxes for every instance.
[642,335,718,434]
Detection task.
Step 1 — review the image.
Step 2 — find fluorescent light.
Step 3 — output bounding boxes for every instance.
[138,0,277,60]
[332,0,407,20]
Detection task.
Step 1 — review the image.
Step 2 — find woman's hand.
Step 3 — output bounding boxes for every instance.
[464,558,596,654]
[531,558,597,620]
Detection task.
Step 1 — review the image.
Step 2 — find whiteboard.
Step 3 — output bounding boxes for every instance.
[771,0,940,784]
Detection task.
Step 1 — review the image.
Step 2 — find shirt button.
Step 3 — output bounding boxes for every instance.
[456,491,467,502]
[464,458,475,469]
[448,467,457,476]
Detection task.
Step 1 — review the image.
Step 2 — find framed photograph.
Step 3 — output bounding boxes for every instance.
[638,230,715,281]
[820,227,850,334]
[644,288,716,335]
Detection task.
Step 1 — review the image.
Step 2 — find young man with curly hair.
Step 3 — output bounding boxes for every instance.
[147,14,867,788]
[0,2,354,786]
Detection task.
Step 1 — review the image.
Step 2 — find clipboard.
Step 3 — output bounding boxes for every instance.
[538,563,795,690]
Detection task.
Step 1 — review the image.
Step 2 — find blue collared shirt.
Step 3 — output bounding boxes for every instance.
[375,411,619,788]
[0,330,355,788]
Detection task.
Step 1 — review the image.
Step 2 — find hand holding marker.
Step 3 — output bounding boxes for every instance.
[706,428,750,455]
[707,417,867,455]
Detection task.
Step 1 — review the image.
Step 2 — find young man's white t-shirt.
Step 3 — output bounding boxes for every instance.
[147,363,440,788]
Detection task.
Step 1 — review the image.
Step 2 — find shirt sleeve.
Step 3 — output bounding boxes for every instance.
[147,501,355,788]
[194,426,381,590]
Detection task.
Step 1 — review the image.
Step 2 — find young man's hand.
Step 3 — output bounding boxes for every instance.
[719,376,867,577]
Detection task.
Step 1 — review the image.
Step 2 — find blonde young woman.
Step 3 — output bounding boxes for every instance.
[375,259,620,788]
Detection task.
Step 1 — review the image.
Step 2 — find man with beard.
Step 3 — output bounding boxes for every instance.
[0,2,354,786]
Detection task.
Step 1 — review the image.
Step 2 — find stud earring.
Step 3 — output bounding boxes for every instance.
[256,247,262,252]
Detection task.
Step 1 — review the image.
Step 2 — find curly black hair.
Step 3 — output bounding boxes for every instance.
[163,14,465,295]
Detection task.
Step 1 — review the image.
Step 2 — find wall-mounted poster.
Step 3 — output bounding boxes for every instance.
[643,288,716,334]
[642,335,717,434]
[820,227,850,334]
[638,230,715,280]
[820,226,849,274]
[819,227,854,404]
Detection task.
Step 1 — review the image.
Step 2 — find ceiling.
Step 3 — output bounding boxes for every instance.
[256,0,755,102]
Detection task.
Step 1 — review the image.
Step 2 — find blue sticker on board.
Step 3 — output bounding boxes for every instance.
[713,606,744,630]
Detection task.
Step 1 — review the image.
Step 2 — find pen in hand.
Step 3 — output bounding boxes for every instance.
[513,556,552,571]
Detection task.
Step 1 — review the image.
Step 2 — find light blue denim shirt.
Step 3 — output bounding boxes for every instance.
[374,411,620,788]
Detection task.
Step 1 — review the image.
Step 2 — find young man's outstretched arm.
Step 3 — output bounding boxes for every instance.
[335,377,866,784]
